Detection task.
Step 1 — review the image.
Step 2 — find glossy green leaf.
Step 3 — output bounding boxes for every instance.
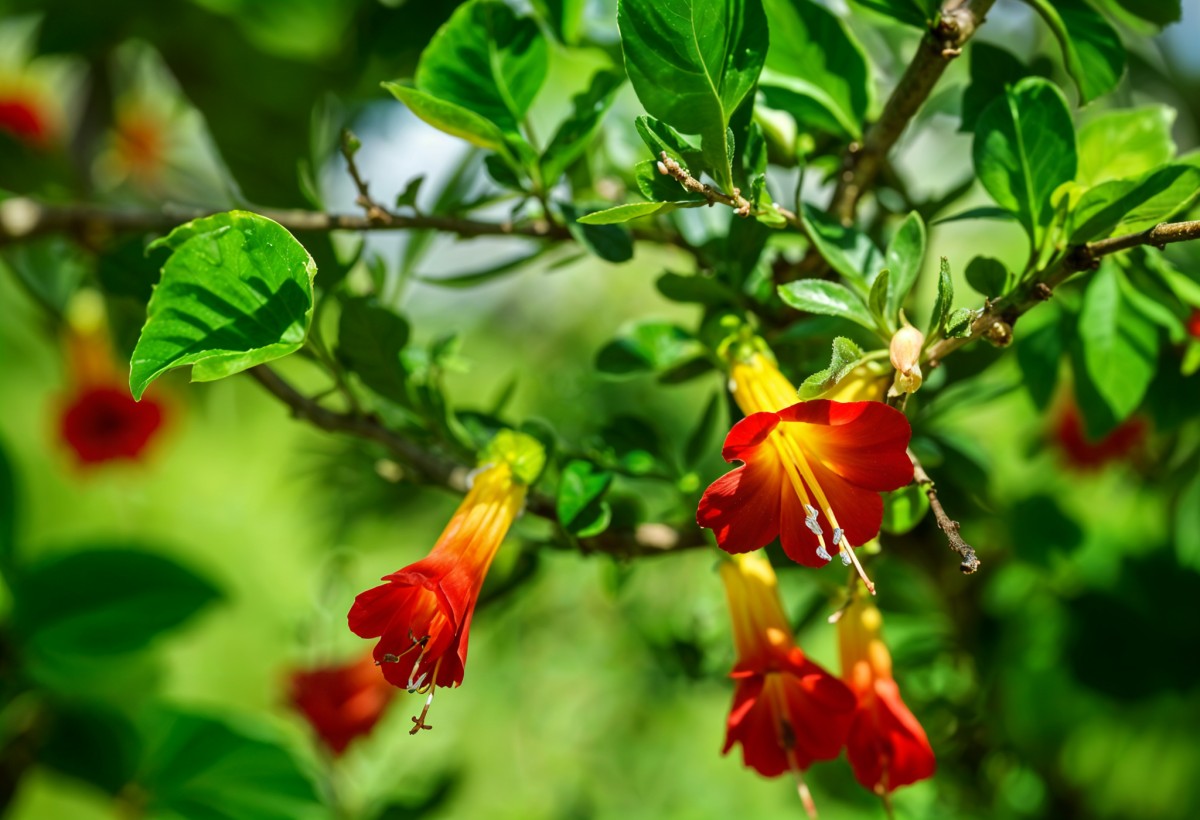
[759,0,870,140]
[1068,163,1200,244]
[576,202,673,225]
[965,256,1011,298]
[338,298,410,404]
[1077,264,1159,424]
[960,43,1029,133]
[557,460,613,537]
[12,548,221,657]
[778,279,877,331]
[384,84,509,153]
[541,70,623,183]
[139,709,324,820]
[885,211,926,316]
[927,257,953,338]
[129,211,316,400]
[1023,0,1125,103]
[634,116,705,169]
[1077,105,1176,187]
[416,0,547,135]
[973,78,1076,249]
[881,484,930,535]
[869,268,891,328]
[595,321,703,375]
[800,202,883,289]
[562,202,635,261]
[799,337,866,399]
[617,0,768,191]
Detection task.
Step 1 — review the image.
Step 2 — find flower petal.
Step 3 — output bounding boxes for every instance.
[720,411,781,462]
[698,458,783,554]
[776,660,858,767]
[847,680,936,792]
[804,454,885,549]
[723,675,790,777]
[777,400,913,491]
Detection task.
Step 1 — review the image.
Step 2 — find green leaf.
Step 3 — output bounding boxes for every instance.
[383,84,509,153]
[130,211,316,400]
[541,70,623,183]
[1177,471,1200,571]
[778,279,877,332]
[1077,264,1159,425]
[800,202,883,289]
[416,0,548,135]
[595,321,703,375]
[0,438,15,573]
[557,460,613,537]
[885,212,926,317]
[1077,105,1176,187]
[1067,163,1200,244]
[946,308,975,338]
[845,0,935,28]
[395,176,425,210]
[1023,0,1125,103]
[759,0,871,140]
[799,336,866,399]
[634,116,704,168]
[881,484,930,535]
[575,201,673,225]
[657,271,735,306]
[965,256,1011,297]
[1113,0,1181,27]
[617,0,768,191]
[138,709,324,820]
[418,250,552,289]
[338,298,410,404]
[927,257,953,338]
[41,702,141,795]
[973,78,1076,249]
[531,0,588,44]
[869,268,891,328]
[12,548,221,657]
[561,202,635,261]
[1017,317,1064,409]
[960,43,1029,133]
[684,392,723,469]
[635,160,707,203]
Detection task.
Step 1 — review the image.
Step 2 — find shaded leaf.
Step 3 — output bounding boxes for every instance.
[557,460,613,537]
[960,43,1029,133]
[885,212,926,316]
[595,321,702,375]
[383,84,509,153]
[965,256,1011,298]
[338,298,410,404]
[562,201,635,261]
[541,70,623,182]
[684,392,723,469]
[1077,105,1176,187]
[799,202,882,289]
[1023,0,1125,103]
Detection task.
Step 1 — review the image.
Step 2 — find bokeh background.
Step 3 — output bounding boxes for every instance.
[3,1,1200,818]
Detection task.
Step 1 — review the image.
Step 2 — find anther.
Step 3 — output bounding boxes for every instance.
[378,653,400,665]
[832,527,844,547]
[840,549,852,566]
[816,545,832,563]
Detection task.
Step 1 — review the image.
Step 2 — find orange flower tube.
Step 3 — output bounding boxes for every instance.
[348,430,544,733]
[838,589,935,795]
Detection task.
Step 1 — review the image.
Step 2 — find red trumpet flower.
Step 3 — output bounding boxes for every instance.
[288,654,396,756]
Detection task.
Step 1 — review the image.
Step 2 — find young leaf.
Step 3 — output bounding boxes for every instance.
[617,0,768,191]
[799,202,883,291]
[799,336,866,398]
[973,78,1076,250]
[1077,105,1176,187]
[576,202,674,225]
[965,256,1011,297]
[869,268,891,329]
[927,257,953,338]
[416,0,548,135]
[557,460,613,537]
[338,298,410,404]
[759,0,871,140]
[383,84,509,154]
[885,211,926,316]
[541,70,624,183]
[130,211,317,399]
[1022,0,1125,104]
[1077,263,1159,425]
[945,308,976,338]
[11,549,221,657]
[634,116,704,169]
[778,279,877,332]
[561,201,635,262]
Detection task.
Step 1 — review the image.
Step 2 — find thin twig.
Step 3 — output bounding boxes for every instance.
[924,219,1200,365]
[247,365,708,558]
[340,129,392,225]
[909,449,980,574]
[656,153,801,227]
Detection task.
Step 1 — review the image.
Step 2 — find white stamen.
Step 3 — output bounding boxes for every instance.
[804,504,818,519]
[832,527,844,547]
[805,517,824,536]
[840,549,852,566]
[407,672,427,693]
[816,545,832,562]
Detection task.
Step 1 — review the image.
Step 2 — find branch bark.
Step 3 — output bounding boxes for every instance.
[828,0,998,225]
[924,219,1200,365]
[248,366,709,558]
[909,449,980,574]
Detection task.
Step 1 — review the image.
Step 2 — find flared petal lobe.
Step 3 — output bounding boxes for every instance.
[288,654,395,755]
[697,413,784,555]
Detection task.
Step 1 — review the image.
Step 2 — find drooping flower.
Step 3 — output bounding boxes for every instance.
[1050,397,1145,471]
[720,553,856,814]
[838,588,935,795]
[58,291,166,466]
[698,349,913,588]
[288,654,396,756]
[348,430,544,733]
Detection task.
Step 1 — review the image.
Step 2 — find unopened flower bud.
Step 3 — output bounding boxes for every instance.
[888,324,924,397]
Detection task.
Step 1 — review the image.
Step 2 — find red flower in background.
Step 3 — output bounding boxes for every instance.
[288,654,396,756]
[348,431,543,734]
[720,553,856,815]
[0,94,49,145]
[838,589,935,796]
[60,386,164,465]
[698,352,912,590]
[1187,308,1200,340]
[1051,400,1145,471]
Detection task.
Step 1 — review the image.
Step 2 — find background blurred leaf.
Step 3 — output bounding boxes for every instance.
[1023,0,1126,103]
[338,297,410,404]
[595,321,703,375]
[0,437,15,574]
[881,484,929,535]
[959,43,1029,133]
[12,548,221,657]
[556,460,613,537]
[1077,105,1176,186]
[40,701,142,795]
[540,70,622,183]
[130,211,316,399]
[383,84,509,153]
[1176,472,1200,571]
[845,0,935,27]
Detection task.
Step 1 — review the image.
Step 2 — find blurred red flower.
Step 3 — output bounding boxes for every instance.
[720,552,855,814]
[288,654,396,756]
[698,352,912,587]
[1051,400,1145,471]
[1187,308,1200,340]
[0,95,49,145]
[60,385,164,465]
[838,590,935,795]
